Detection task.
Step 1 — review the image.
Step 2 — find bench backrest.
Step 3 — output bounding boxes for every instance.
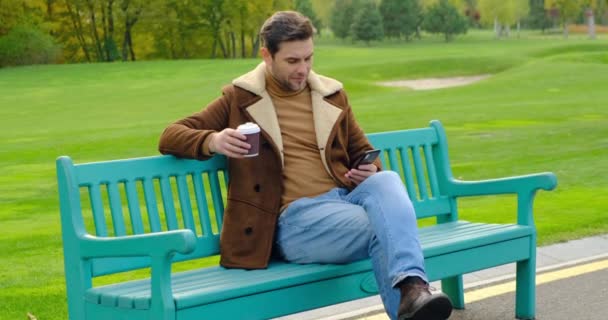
[57,120,456,277]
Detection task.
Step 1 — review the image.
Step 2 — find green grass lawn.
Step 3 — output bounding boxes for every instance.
[1,30,607,319]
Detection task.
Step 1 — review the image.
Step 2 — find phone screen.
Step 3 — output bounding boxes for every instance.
[353,149,381,168]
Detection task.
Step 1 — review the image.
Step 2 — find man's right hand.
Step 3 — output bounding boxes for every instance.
[208,128,251,158]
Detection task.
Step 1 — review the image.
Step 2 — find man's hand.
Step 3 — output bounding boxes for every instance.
[345,163,378,185]
[208,128,251,158]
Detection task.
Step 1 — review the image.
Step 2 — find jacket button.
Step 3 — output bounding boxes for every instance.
[254,184,261,192]
[244,227,253,235]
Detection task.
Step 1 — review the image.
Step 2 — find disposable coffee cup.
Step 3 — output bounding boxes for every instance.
[237,122,260,157]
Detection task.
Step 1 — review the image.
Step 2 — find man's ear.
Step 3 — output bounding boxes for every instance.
[260,47,272,66]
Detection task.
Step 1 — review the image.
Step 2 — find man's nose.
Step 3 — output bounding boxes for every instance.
[296,62,308,74]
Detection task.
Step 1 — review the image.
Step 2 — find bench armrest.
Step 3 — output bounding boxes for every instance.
[446,172,557,226]
[80,229,197,259]
[446,172,557,197]
[80,230,197,317]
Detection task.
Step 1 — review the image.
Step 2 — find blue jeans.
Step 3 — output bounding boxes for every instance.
[275,171,427,320]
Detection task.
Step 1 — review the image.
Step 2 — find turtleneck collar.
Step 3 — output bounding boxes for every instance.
[265,70,308,98]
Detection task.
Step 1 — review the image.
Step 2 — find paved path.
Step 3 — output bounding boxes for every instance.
[274,234,608,320]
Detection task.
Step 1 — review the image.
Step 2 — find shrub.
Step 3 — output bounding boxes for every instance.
[422,0,468,42]
[0,25,61,67]
[351,1,384,44]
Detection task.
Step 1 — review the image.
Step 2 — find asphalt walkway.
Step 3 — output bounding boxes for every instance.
[275,233,608,320]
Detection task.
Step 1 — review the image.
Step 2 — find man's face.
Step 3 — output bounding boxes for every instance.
[262,38,314,92]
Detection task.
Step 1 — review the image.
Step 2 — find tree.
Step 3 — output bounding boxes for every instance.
[545,0,584,38]
[119,0,146,61]
[422,0,468,41]
[312,0,332,28]
[527,0,553,32]
[330,0,358,39]
[295,0,323,34]
[379,0,423,41]
[351,1,384,44]
[478,0,529,38]
[578,0,608,39]
[200,0,228,58]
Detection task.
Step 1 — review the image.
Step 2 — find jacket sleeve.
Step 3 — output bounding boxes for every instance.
[158,87,233,160]
[342,92,383,170]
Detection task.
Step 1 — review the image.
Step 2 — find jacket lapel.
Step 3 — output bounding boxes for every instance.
[311,91,342,174]
[232,63,344,169]
[246,92,285,166]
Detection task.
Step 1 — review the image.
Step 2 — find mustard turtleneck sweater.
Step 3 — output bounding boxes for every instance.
[265,72,338,211]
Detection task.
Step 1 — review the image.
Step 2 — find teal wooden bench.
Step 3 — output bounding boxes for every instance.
[57,120,557,320]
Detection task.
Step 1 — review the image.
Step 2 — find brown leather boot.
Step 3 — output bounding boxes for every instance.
[397,277,453,320]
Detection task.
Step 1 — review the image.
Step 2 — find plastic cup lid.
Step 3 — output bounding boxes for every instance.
[237,122,260,134]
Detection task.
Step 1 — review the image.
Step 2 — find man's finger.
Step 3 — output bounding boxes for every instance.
[228,136,251,149]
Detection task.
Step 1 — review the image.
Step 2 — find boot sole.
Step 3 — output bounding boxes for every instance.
[398,294,453,320]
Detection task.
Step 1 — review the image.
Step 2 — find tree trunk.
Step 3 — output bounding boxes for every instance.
[586,8,596,40]
[128,31,136,61]
[211,38,217,59]
[494,18,500,38]
[122,29,129,61]
[251,32,260,58]
[85,0,104,61]
[240,29,246,58]
[101,2,109,61]
[46,0,55,20]
[517,21,521,38]
[120,1,142,61]
[563,23,568,39]
[230,31,236,59]
[218,34,228,58]
[106,0,116,61]
[65,1,91,62]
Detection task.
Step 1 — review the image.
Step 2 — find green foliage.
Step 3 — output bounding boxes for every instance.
[0,25,61,67]
[422,0,468,41]
[379,0,423,41]
[545,0,585,23]
[330,0,359,39]
[478,0,530,27]
[351,1,384,44]
[0,0,45,36]
[295,0,323,34]
[526,0,554,31]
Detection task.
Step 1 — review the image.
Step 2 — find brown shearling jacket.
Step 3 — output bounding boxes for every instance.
[159,63,378,269]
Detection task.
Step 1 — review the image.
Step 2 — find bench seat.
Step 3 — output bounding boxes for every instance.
[84,221,533,315]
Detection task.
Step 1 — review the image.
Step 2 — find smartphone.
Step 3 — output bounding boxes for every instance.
[352,149,381,169]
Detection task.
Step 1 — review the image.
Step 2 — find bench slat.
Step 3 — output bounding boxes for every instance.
[397,147,417,201]
[192,173,213,237]
[412,146,429,200]
[159,177,179,230]
[88,184,108,237]
[142,178,162,232]
[107,182,127,236]
[207,171,225,227]
[424,143,440,198]
[176,174,196,233]
[125,180,144,234]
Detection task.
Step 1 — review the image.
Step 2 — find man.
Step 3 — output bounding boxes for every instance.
[159,11,452,320]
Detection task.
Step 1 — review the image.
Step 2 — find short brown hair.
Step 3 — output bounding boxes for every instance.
[260,11,315,57]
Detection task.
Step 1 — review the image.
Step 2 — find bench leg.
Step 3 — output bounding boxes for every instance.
[441,275,465,309]
[515,256,536,319]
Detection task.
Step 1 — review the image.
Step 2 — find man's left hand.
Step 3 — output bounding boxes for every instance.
[345,164,378,185]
